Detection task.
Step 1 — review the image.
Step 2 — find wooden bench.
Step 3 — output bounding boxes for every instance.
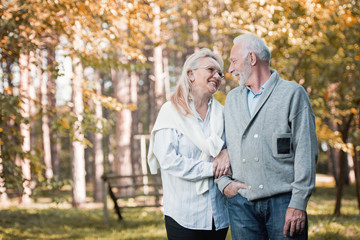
[102,173,162,226]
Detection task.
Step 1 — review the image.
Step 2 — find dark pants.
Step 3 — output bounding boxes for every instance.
[228,192,308,240]
[164,215,228,240]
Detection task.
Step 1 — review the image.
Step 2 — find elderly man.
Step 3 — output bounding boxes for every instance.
[216,34,318,239]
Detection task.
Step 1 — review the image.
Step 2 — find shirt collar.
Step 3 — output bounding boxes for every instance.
[246,77,270,96]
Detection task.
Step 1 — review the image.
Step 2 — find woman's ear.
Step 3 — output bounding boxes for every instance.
[187,70,195,82]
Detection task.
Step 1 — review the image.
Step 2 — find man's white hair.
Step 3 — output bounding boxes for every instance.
[233,34,271,65]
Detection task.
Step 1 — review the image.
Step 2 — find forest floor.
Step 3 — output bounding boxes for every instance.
[0,174,359,240]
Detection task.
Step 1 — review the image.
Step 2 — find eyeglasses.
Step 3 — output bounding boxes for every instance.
[195,66,225,79]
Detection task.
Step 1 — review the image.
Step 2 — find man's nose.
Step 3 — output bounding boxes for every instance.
[228,64,234,74]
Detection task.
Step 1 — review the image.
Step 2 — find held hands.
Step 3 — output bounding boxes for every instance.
[213,149,232,178]
[283,208,306,237]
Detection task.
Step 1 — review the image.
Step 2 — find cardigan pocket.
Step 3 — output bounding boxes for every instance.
[272,133,293,159]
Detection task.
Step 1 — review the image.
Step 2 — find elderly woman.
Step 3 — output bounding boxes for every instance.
[147,48,230,240]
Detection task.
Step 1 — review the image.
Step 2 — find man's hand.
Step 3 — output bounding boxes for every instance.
[223,181,246,198]
[213,149,231,178]
[283,208,306,237]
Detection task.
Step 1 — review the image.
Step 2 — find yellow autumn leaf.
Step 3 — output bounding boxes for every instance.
[323,91,329,101]
[225,72,233,79]
[1,37,7,44]
[316,118,322,126]
[127,104,138,111]
[61,119,70,129]
[84,138,93,148]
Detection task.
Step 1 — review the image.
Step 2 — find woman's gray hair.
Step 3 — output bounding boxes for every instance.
[171,48,223,116]
[233,34,271,65]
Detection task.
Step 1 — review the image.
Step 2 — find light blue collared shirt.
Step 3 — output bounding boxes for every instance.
[152,100,229,230]
[246,81,269,117]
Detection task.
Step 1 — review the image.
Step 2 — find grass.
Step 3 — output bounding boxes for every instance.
[0,207,166,240]
[0,177,359,239]
[307,185,360,239]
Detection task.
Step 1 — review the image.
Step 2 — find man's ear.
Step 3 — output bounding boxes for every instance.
[249,52,257,66]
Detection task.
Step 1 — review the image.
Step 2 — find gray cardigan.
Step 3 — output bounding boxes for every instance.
[216,70,318,211]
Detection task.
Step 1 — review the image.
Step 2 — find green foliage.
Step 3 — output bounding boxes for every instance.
[0,93,67,198]
[32,178,73,204]
[0,94,27,195]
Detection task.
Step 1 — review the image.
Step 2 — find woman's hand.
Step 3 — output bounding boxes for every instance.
[213,149,231,178]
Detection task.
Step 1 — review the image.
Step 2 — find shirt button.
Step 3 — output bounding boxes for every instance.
[248,185,252,190]
[254,134,259,138]
[259,184,264,189]
[254,157,259,162]
[242,159,246,163]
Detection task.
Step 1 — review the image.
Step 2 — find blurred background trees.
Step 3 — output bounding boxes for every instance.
[0,0,359,214]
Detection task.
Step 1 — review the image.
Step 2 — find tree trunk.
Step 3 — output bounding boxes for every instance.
[353,104,360,211]
[93,69,104,202]
[47,45,60,178]
[334,149,346,216]
[163,51,170,101]
[191,15,199,51]
[19,52,32,204]
[71,56,86,208]
[345,154,350,185]
[353,150,360,211]
[144,47,155,133]
[29,51,38,153]
[130,70,141,176]
[112,66,133,194]
[107,133,115,172]
[85,130,93,183]
[327,146,337,181]
[152,3,164,115]
[208,0,218,53]
[100,75,113,173]
[40,50,54,179]
[329,119,340,184]
[334,114,354,215]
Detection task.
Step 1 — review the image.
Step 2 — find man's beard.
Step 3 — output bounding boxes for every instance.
[233,62,252,87]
